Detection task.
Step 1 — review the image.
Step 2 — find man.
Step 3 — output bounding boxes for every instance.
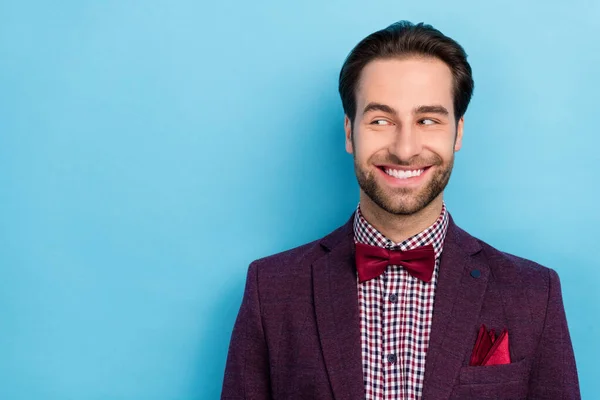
[221,21,580,399]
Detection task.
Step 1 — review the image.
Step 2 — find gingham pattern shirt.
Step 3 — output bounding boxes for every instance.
[354,203,449,400]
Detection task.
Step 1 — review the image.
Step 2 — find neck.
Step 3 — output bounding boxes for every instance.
[358,192,444,243]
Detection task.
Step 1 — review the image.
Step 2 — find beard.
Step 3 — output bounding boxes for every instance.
[353,151,454,216]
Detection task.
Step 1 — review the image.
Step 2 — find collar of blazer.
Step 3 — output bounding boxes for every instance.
[313,213,498,400]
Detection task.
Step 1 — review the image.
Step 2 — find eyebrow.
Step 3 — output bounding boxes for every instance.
[362,102,450,117]
[414,105,449,116]
[363,102,397,116]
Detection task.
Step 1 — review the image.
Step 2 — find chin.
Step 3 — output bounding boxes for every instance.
[379,200,430,216]
[372,186,442,216]
[356,162,449,217]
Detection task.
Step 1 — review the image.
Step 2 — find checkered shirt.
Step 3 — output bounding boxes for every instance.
[353,203,449,400]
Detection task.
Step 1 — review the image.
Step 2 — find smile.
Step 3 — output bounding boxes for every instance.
[383,167,425,180]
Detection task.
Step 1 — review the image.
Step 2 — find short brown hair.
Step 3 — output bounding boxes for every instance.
[338,21,474,123]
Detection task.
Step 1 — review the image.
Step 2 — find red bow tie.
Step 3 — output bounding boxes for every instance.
[355,242,436,283]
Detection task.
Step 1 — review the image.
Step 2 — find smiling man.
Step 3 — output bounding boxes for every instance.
[221,21,580,399]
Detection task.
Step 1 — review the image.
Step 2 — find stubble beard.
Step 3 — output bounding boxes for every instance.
[353,153,454,216]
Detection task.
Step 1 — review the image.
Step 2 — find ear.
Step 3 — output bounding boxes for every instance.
[344,115,354,154]
[454,117,464,152]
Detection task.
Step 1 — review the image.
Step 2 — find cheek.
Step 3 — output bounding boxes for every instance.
[352,130,389,160]
[424,133,456,159]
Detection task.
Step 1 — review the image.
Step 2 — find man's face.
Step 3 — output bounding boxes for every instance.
[344,57,464,216]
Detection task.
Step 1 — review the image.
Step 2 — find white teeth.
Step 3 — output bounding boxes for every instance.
[384,168,424,179]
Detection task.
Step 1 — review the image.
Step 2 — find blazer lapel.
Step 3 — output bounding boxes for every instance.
[422,216,489,399]
[312,216,364,400]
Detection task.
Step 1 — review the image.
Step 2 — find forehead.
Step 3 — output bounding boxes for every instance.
[356,57,455,115]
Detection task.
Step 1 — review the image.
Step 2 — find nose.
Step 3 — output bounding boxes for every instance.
[389,123,422,162]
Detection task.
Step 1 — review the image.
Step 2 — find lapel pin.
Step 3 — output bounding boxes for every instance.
[470,269,481,278]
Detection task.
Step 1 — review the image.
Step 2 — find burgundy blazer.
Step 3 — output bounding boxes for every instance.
[221,215,580,399]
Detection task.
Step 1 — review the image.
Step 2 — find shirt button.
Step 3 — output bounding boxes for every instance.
[387,354,397,364]
[389,294,398,303]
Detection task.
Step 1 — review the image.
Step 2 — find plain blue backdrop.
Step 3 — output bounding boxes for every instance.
[1,1,598,398]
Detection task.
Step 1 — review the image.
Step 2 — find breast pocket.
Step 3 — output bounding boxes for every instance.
[450,358,531,399]
[458,357,530,385]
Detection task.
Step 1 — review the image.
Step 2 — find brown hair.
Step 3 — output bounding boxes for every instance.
[339,21,474,123]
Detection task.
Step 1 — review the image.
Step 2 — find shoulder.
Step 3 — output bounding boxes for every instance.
[449,217,559,299]
[451,226,562,337]
[246,215,354,285]
[249,237,323,277]
[477,239,556,278]
[461,229,560,301]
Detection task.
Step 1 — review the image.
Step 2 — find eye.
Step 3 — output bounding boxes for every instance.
[419,118,437,125]
[371,119,391,126]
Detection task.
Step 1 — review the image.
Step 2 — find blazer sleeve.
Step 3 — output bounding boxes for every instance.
[221,262,272,399]
[527,268,580,399]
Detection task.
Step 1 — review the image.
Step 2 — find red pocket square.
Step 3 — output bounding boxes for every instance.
[469,324,511,366]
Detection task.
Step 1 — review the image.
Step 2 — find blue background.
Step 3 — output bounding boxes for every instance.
[1,1,598,398]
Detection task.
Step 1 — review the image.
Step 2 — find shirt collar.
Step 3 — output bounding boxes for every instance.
[353,202,450,260]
